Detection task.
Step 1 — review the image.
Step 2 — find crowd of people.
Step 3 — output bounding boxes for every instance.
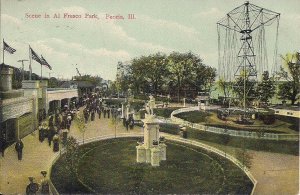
[1,92,139,194]
[1,92,139,162]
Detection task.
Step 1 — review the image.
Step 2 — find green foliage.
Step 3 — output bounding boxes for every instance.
[64,136,80,174]
[235,148,253,168]
[174,111,211,123]
[256,71,276,103]
[217,79,233,101]
[159,124,181,134]
[232,75,256,106]
[74,74,103,86]
[277,52,300,105]
[75,113,87,143]
[48,77,60,88]
[116,52,216,99]
[277,81,299,104]
[154,108,179,118]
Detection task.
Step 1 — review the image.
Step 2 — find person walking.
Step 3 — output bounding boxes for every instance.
[91,109,95,121]
[0,135,6,157]
[38,124,44,142]
[97,106,101,119]
[15,139,24,160]
[40,171,49,194]
[53,133,59,152]
[125,119,129,131]
[107,108,111,119]
[48,115,54,127]
[47,126,55,147]
[103,108,107,118]
[26,177,39,195]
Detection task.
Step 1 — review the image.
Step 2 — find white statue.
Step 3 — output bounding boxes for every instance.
[149,95,155,114]
[145,102,151,115]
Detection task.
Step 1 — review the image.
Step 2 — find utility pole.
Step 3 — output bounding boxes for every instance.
[47,71,52,79]
[18,59,29,81]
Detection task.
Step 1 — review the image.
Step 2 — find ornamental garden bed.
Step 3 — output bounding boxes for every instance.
[51,137,253,194]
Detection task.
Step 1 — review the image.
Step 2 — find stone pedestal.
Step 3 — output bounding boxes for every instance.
[159,143,167,161]
[151,146,160,166]
[0,65,14,91]
[136,113,167,166]
[136,144,146,163]
[145,148,151,163]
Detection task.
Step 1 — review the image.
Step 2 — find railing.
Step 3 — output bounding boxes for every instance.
[170,107,299,141]
[47,88,77,91]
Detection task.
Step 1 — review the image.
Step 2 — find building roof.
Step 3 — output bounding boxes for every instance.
[60,80,94,88]
[0,63,15,69]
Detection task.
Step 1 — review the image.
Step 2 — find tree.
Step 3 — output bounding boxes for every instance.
[48,77,60,88]
[75,113,87,144]
[64,136,79,174]
[74,74,103,86]
[168,52,194,101]
[193,63,216,94]
[129,56,151,94]
[232,74,256,107]
[116,52,216,100]
[256,71,276,103]
[277,52,300,105]
[145,53,169,95]
[235,148,253,169]
[116,61,131,95]
[217,79,233,105]
[167,52,215,101]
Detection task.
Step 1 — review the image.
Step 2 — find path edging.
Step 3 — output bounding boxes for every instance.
[48,133,257,195]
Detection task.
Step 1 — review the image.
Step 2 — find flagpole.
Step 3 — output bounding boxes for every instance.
[2,39,4,64]
[41,64,42,80]
[29,46,32,80]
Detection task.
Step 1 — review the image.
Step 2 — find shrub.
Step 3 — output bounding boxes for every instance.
[262,115,276,125]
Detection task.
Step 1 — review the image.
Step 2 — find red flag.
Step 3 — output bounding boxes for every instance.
[40,55,52,70]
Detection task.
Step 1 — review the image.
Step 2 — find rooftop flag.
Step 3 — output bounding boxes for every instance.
[3,40,16,54]
[30,47,42,64]
[41,55,52,70]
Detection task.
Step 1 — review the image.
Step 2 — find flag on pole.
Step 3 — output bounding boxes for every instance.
[3,40,16,54]
[41,55,52,70]
[30,47,42,64]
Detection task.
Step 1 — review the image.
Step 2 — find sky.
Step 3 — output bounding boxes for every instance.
[0,0,299,81]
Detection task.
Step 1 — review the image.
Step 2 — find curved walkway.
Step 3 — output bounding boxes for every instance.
[0,111,298,194]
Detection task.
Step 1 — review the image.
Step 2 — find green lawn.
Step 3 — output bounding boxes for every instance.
[51,138,253,194]
[174,110,211,123]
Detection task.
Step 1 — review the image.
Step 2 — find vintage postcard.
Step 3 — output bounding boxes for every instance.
[0,0,299,194]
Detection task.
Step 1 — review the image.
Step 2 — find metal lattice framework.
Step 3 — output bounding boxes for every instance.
[217,1,280,109]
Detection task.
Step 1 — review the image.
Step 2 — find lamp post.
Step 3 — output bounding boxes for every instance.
[17,59,28,81]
